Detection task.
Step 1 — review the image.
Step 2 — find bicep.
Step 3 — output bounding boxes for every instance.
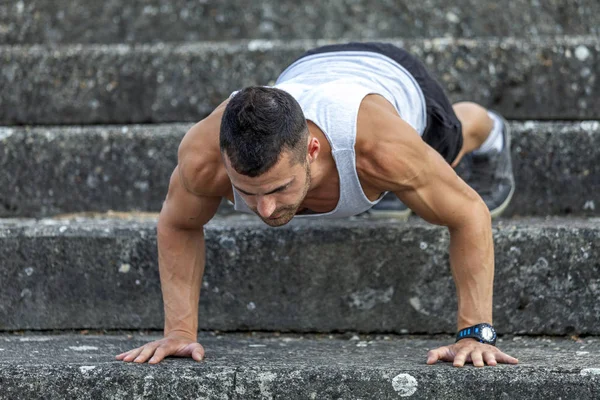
[358,101,487,227]
[159,165,222,230]
[367,116,485,227]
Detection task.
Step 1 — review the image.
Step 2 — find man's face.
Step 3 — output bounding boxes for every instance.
[224,150,311,227]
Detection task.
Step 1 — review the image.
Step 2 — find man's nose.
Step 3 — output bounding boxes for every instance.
[257,196,276,218]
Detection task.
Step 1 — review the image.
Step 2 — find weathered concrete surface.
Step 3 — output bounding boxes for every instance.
[1,0,598,44]
[1,121,598,218]
[0,124,184,218]
[0,216,598,335]
[1,36,600,124]
[504,121,600,216]
[0,333,599,399]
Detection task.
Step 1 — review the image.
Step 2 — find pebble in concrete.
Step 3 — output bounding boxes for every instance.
[392,373,419,397]
[580,368,600,376]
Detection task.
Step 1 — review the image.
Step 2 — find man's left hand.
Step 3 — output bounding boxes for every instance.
[426,338,519,367]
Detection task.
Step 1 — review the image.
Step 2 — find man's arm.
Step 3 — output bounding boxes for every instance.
[158,164,222,341]
[358,103,517,367]
[116,158,222,364]
[387,131,495,333]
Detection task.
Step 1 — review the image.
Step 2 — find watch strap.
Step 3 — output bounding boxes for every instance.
[455,323,497,345]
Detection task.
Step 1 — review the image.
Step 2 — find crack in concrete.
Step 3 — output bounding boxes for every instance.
[231,367,239,400]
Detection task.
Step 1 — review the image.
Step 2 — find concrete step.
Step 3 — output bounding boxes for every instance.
[1,0,598,44]
[0,216,598,334]
[0,36,599,125]
[0,332,599,399]
[1,121,598,218]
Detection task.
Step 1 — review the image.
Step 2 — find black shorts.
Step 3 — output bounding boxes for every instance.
[296,42,464,165]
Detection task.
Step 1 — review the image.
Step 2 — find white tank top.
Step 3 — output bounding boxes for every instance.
[232,50,426,218]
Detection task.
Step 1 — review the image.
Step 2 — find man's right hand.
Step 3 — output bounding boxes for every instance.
[115,334,205,364]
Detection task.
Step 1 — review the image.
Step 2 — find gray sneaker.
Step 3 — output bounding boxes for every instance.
[462,111,515,218]
[369,192,412,220]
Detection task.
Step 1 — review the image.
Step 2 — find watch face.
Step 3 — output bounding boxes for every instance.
[481,327,494,341]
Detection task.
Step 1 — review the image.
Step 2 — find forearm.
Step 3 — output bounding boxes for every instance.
[448,207,494,331]
[157,221,206,340]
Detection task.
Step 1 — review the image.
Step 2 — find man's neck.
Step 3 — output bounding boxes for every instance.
[306,121,335,193]
[300,121,340,212]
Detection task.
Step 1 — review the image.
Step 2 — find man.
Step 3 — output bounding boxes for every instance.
[116,42,518,368]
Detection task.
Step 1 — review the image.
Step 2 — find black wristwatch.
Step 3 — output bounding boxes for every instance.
[456,323,497,346]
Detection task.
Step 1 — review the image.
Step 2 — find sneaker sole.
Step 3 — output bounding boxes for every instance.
[487,111,515,219]
[369,190,513,220]
[489,183,515,219]
[368,209,412,220]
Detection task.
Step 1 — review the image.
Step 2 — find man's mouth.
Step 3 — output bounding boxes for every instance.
[269,208,294,219]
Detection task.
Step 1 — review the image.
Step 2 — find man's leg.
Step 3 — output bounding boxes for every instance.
[450,102,494,168]
[450,102,515,218]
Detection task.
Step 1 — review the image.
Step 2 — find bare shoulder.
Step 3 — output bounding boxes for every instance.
[177,99,232,197]
[355,94,431,192]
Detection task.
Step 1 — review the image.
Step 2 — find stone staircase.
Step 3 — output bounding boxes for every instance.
[1,1,599,398]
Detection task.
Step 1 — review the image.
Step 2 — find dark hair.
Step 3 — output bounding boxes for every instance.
[220,86,309,177]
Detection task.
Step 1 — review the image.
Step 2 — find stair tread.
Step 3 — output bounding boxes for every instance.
[0,332,598,399]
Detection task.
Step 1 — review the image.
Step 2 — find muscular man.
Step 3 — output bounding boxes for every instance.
[116,42,518,368]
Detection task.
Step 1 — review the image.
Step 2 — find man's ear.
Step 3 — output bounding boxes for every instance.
[307,136,320,163]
